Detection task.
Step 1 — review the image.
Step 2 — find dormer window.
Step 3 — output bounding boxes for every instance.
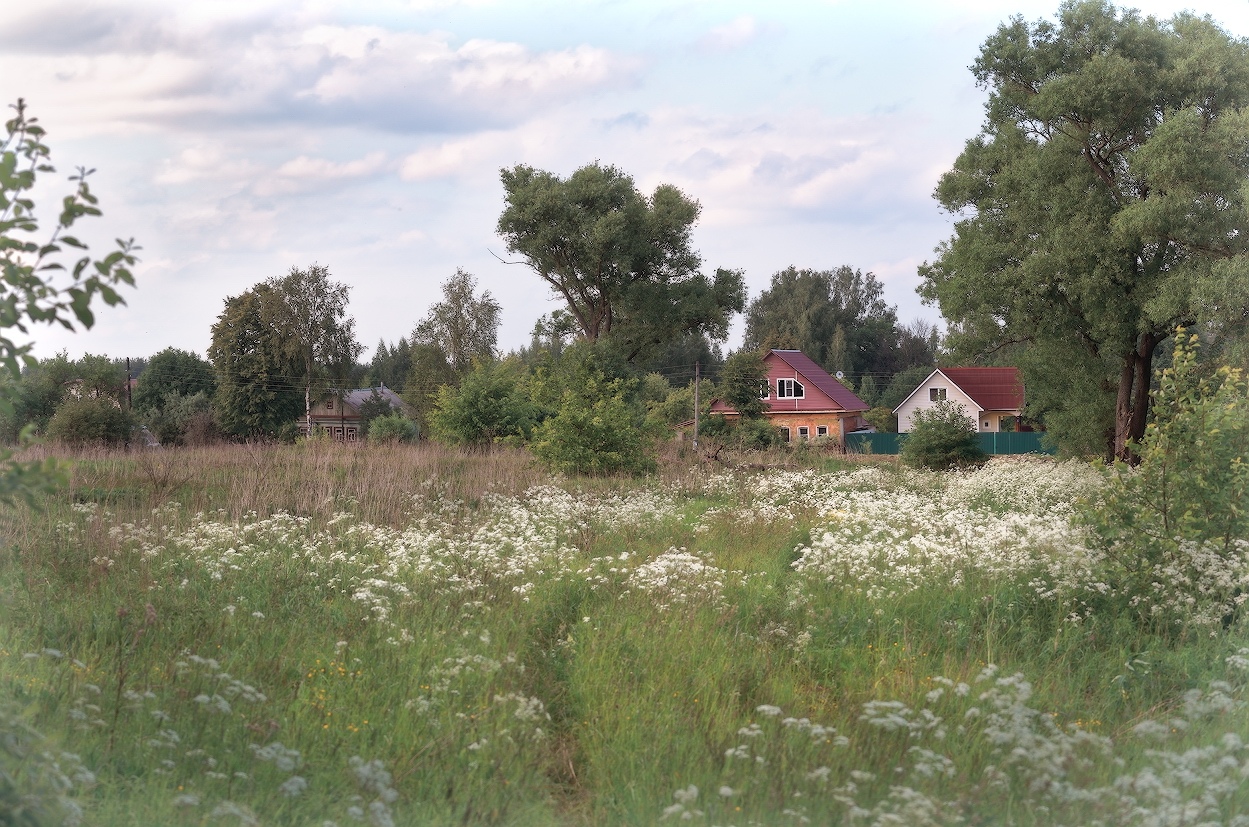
[777,378,804,399]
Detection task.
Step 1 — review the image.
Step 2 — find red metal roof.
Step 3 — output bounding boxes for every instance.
[769,350,869,412]
[939,367,1024,411]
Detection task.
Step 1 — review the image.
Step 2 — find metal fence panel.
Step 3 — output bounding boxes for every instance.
[845,431,1052,456]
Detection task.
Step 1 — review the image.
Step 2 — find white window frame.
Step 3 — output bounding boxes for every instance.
[798,426,810,441]
[777,378,805,399]
[816,425,829,438]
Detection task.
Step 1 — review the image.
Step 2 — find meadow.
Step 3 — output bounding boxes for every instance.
[2,442,1247,826]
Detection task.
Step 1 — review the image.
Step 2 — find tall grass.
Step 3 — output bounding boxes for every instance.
[1,447,1246,825]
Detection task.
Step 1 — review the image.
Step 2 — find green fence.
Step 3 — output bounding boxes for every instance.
[844,431,1053,456]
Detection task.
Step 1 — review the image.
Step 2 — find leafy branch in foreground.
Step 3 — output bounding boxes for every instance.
[1,99,137,503]
[1083,331,1249,632]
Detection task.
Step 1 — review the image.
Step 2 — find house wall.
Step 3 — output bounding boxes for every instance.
[896,376,982,433]
[761,356,839,413]
[298,397,363,441]
[767,411,856,442]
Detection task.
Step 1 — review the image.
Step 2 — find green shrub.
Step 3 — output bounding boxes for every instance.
[430,360,533,446]
[900,399,986,470]
[529,386,655,475]
[46,397,134,447]
[368,413,419,444]
[1082,332,1249,632]
[143,391,215,446]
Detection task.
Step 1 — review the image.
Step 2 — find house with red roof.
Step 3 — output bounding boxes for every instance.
[709,349,870,443]
[893,367,1025,433]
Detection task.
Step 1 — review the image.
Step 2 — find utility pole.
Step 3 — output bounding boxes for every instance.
[693,361,700,450]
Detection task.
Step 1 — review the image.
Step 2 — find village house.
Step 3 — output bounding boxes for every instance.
[298,386,409,442]
[710,349,870,443]
[893,367,1025,433]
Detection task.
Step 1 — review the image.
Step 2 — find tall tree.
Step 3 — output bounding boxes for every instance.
[208,283,302,438]
[742,266,901,380]
[411,269,501,375]
[920,1,1249,460]
[497,162,745,361]
[132,348,215,412]
[267,264,362,434]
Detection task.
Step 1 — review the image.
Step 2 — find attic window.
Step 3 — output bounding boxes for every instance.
[929,388,947,402]
[777,378,804,399]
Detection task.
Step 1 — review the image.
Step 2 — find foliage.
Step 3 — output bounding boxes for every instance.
[355,389,398,436]
[142,391,215,446]
[1,98,136,502]
[920,1,1249,460]
[429,359,534,447]
[402,343,458,434]
[7,451,1249,824]
[1082,332,1249,632]
[900,398,987,471]
[368,412,418,444]
[0,99,136,382]
[411,269,501,376]
[498,162,745,361]
[630,331,725,384]
[45,396,134,447]
[132,348,214,412]
[267,264,362,432]
[742,265,904,379]
[717,349,769,419]
[529,378,656,476]
[366,336,411,392]
[0,703,95,827]
[208,284,303,438]
[863,406,898,433]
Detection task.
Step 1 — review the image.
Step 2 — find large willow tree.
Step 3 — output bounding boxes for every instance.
[920,1,1249,460]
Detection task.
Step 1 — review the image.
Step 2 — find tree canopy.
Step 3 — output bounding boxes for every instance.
[497,162,745,362]
[208,283,303,438]
[411,269,500,375]
[742,266,907,381]
[133,348,215,412]
[920,1,1249,460]
[268,264,362,433]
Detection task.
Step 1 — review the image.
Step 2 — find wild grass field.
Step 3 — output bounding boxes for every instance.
[2,442,1247,826]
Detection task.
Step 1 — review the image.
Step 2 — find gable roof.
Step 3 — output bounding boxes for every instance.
[343,386,406,411]
[769,350,869,412]
[939,367,1024,411]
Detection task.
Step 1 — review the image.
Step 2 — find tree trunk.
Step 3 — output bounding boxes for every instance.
[1113,332,1162,464]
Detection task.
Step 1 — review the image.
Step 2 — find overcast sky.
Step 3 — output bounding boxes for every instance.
[5,0,1248,365]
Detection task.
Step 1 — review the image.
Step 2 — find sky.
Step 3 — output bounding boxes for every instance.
[5,0,1248,365]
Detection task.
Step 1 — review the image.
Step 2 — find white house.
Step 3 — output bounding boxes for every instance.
[894,367,1025,433]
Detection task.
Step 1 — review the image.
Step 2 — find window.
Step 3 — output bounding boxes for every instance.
[816,425,828,438]
[929,387,947,402]
[759,381,771,400]
[777,378,805,399]
[327,398,334,411]
[778,426,791,443]
[798,426,810,441]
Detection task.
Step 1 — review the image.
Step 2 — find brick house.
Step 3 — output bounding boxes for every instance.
[710,349,870,443]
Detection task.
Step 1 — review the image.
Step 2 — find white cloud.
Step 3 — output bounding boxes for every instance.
[0,9,638,136]
[698,16,761,52]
